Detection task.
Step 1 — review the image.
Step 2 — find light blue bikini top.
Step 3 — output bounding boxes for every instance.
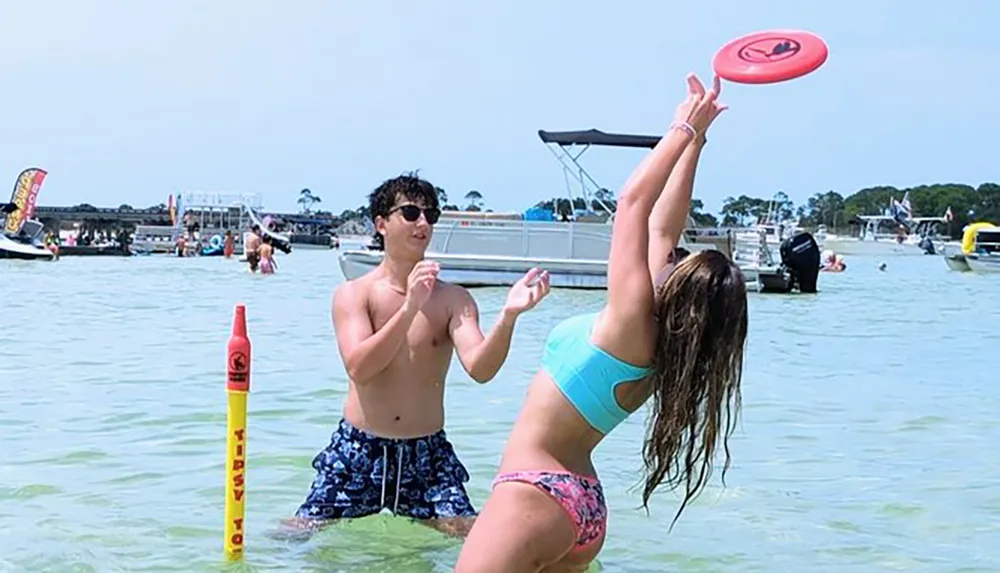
[541,312,654,435]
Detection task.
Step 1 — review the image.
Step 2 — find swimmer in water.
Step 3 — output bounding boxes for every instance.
[821,250,846,272]
[259,235,276,274]
[455,73,745,572]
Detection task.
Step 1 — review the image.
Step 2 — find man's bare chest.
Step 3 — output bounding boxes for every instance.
[369,296,451,349]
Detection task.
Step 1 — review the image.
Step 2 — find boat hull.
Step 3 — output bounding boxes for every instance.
[965,253,1000,273]
[0,235,55,260]
[338,249,767,290]
[944,254,972,272]
[340,250,608,289]
[819,237,930,257]
[59,245,130,257]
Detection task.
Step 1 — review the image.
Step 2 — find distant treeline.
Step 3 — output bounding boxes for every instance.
[325,183,999,239]
[90,182,997,239]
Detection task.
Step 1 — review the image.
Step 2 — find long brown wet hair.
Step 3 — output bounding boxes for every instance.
[641,249,748,528]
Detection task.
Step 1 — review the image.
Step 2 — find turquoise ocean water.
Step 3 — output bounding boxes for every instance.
[1,250,998,572]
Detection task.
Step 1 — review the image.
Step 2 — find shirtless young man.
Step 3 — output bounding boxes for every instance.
[286,173,551,538]
[244,226,261,272]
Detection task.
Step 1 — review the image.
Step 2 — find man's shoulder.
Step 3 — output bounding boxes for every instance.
[333,275,372,305]
[434,279,469,297]
[434,280,476,310]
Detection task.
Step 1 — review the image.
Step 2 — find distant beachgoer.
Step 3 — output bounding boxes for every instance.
[259,236,276,274]
[223,230,234,258]
[245,226,262,272]
[175,234,187,257]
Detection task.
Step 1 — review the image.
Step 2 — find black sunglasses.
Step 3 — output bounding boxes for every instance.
[390,204,441,225]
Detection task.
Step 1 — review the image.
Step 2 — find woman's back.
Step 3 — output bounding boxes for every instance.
[500,310,656,476]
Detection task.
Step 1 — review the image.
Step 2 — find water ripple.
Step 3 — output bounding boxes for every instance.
[1,252,998,571]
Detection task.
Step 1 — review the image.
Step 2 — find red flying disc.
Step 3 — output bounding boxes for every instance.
[713,30,828,84]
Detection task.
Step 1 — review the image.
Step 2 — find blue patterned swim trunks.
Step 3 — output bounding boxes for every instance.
[294,419,477,521]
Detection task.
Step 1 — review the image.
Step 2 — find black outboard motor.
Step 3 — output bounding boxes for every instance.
[779,232,821,293]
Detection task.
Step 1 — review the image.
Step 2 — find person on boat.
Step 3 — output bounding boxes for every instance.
[454,74,747,572]
[245,225,262,272]
[223,229,234,259]
[258,235,276,274]
[282,172,551,539]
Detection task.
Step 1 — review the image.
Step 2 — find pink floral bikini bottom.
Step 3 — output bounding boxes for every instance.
[492,470,607,548]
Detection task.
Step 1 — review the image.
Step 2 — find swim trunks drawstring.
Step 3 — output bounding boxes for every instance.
[378,444,406,514]
[380,445,388,509]
[393,447,403,514]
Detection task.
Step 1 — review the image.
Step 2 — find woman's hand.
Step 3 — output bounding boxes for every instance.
[672,73,728,136]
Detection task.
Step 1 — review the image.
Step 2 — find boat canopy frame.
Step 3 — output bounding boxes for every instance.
[537,129,661,217]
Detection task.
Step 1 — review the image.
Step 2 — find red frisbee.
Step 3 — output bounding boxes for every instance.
[713,30,828,84]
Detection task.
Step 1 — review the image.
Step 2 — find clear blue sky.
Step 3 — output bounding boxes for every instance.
[2,0,996,216]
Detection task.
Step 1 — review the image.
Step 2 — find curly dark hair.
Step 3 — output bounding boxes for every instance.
[367,172,440,250]
[642,249,748,529]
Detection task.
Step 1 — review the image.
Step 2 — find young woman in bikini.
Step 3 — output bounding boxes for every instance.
[455,73,748,572]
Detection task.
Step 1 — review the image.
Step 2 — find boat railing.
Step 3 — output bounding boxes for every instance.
[727,225,783,266]
[134,224,180,234]
[434,216,611,260]
[683,227,734,258]
[975,237,1000,254]
[133,225,183,243]
[433,215,740,261]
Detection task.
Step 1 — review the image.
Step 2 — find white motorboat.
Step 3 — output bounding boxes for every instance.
[945,222,1000,273]
[1,168,55,261]
[814,204,948,257]
[340,209,647,289]
[337,220,821,294]
[340,128,821,294]
[0,219,55,261]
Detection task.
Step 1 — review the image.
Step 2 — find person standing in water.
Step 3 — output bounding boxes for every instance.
[244,225,261,272]
[174,233,187,257]
[282,173,551,538]
[258,235,276,274]
[223,229,234,259]
[456,74,746,572]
